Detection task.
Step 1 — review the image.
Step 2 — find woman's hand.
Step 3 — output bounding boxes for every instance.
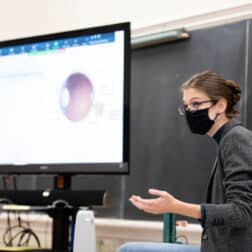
[129,188,201,219]
[129,188,178,214]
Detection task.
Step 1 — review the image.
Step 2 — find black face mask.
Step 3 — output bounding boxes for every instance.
[185,108,216,135]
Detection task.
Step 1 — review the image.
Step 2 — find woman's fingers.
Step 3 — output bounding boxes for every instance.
[129,196,147,210]
[130,195,159,211]
[129,197,156,213]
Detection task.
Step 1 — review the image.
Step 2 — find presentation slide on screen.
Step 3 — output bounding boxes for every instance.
[0,31,125,164]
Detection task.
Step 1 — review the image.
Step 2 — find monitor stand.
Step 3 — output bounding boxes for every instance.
[49,175,75,251]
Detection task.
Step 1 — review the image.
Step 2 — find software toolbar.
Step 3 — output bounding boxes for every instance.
[0,32,115,57]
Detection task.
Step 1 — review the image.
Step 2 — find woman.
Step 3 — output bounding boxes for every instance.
[118,71,252,252]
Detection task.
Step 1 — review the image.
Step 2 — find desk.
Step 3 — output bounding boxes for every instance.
[95,218,202,246]
[0,214,202,249]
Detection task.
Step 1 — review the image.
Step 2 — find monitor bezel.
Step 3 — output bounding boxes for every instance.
[0,22,130,175]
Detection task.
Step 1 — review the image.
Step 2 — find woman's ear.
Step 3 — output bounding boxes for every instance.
[217,97,228,113]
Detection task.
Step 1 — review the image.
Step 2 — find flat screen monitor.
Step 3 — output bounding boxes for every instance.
[0,22,130,174]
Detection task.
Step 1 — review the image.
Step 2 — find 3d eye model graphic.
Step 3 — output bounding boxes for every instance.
[60,72,94,122]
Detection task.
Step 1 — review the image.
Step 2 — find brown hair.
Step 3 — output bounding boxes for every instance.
[180,71,241,118]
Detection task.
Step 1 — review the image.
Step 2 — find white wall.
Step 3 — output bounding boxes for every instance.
[0,0,252,40]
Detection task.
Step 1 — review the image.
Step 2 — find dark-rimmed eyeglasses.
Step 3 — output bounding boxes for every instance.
[178,100,214,116]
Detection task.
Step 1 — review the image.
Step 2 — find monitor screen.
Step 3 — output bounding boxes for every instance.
[0,22,130,174]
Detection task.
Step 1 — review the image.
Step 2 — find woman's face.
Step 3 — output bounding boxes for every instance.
[182,87,229,136]
[182,88,216,120]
